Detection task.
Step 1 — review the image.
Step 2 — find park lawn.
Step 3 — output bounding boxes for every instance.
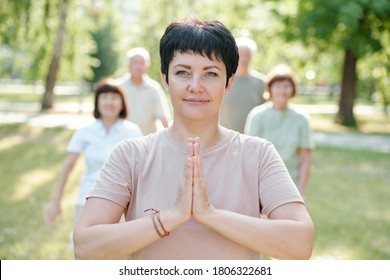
[0,123,389,260]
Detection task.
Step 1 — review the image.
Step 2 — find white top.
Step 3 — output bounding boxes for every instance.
[88,128,304,259]
[67,119,142,205]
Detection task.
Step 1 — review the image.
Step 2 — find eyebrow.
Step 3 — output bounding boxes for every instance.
[173,64,222,71]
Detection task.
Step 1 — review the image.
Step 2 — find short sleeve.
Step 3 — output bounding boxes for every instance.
[258,141,304,215]
[298,114,315,149]
[66,129,85,153]
[87,141,134,208]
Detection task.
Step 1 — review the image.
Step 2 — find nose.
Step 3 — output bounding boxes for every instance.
[188,75,203,93]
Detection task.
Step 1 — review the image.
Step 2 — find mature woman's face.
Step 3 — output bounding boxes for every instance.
[162,52,233,122]
[97,92,123,119]
[270,79,294,108]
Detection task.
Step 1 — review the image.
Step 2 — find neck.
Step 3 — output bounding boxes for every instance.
[236,65,249,76]
[101,117,118,131]
[130,74,143,85]
[272,102,288,110]
[169,119,223,148]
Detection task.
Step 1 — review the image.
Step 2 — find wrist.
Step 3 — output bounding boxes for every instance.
[194,205,217,225]
[160,208,188,232]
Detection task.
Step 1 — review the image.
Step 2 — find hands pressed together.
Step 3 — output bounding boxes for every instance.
[173,137,213,224]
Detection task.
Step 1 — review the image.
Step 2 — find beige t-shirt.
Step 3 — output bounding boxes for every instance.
[88,128,304,259]
[119,74,170,135]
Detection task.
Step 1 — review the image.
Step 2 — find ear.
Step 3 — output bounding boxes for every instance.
[161,72,168,90]
[225,74,235,95]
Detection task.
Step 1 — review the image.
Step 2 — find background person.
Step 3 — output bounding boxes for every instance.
[74,19,314,260]
[117,47,171,135]
[45,78,142,230]
[245,64,315,196]
[219,36,266,133]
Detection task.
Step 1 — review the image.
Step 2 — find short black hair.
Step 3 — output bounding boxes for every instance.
[159,18,239,87]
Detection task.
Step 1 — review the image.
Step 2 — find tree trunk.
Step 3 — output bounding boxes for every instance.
[41,0,70,111]
[336,48,358,127]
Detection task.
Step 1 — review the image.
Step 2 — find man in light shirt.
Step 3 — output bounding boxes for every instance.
[118,47,171,135]
[219,37,266,133]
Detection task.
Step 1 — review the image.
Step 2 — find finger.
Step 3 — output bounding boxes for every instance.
[186,156,194,186]
[187,137,194,157]
[193,137,200,157]
[193,155,204,189]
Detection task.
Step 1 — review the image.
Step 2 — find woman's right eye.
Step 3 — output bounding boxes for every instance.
[175,70,189,76]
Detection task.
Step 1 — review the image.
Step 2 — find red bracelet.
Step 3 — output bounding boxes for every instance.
[144,208,170,238]
[155,211,170,237]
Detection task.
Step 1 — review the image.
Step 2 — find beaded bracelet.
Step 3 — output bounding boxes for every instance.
[144,208,170,238]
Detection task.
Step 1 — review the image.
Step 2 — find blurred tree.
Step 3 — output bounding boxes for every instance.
[87,3,120,84]
[0,0,96,109]
[118,0,341,93]
[128,0,264,81]
[42,0,70,110]
[272,0,390,126]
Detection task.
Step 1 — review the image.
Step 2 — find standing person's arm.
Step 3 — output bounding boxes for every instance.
[73,198,187,259]
[45,153,80,227]
[73,142,194,259]
[297,114,314,197]
[297,148,312,196]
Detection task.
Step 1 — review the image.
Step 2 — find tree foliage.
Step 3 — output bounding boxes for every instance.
[0,0,95,82]
[122,0,266,81]
[87,4,121,84]
[271,0,390,126]
[2,0,389,117]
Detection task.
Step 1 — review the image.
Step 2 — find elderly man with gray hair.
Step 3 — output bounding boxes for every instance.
[219,37,266,133]
[117,47,171,135]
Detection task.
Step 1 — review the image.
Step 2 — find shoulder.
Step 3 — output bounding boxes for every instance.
[288,105,311,122]
[117,130,164,152]
[75,119,101,135]
[248,102,271,117]
[226,129,272,152]
[116,73,130,85]
[249,69,266,82]
[144,75,163,90]
[121,119,142,132]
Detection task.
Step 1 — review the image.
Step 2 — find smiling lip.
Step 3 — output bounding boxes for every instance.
[183,98,210,104]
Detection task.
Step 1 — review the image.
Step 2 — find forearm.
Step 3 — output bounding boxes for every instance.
[52,170,71,203]
[298,152,312,195]
[52,153,79,202]
[73,208,185,259]
[200,207,314,260]
[298,164,310,195]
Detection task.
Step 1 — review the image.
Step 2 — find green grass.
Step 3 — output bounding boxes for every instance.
[306,146,390,259]
[0,123,389,260]
[0,124,80,260]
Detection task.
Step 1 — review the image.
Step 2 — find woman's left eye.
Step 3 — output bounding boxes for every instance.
[205,72,217,77]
